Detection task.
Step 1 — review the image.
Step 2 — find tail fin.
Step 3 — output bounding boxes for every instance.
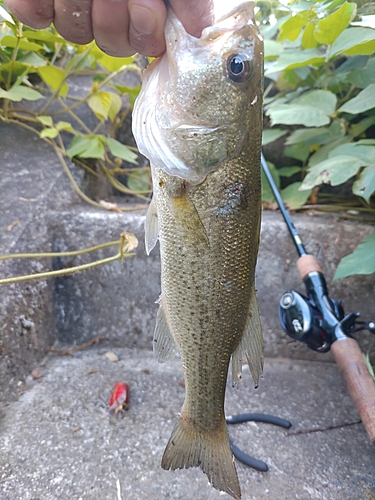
[161,416,241,500]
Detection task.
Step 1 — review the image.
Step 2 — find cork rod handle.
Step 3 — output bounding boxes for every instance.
[296,254,322,280]
[331,337,375,443]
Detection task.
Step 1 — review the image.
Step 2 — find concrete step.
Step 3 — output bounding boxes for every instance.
[1,115,375,404]
[0,347,374,500]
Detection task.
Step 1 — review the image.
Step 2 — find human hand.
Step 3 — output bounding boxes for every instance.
[3,0,213,57]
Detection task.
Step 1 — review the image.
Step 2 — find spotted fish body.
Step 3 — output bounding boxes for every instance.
[132,3,264,499]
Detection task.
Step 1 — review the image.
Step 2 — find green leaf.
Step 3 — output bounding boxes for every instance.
[300,155,364,190]
[329,143,375,164]
[38,115,53,126]
[282,182,311,209]
[65,52,96,72]
[105,138,138,164]
[264,40,283,59]
[339,83,375,114]
[40,128,58,138]
[331,28,375,57]
[113,85,140,106]
[346,58,375,89]
[352,166,375,202]
[302,22,318,49]
[284,143,310,162]
[349,116,375,137]
[278,166,302,177]
[19,51,47,68]
[22,30,64,44]
[286,127,331,146]
[88,91,111,121]
[88,91,121,121]
[262,128,287,146]
[308,136,350,167]
[337,55,368,74]
[90,44,135,72]
[66,135,105,159]
[275,68,304,90]
[296,90,337,115]
[37,66,68,97]
[107,93,122,121]
[56,121,73,131]
[127,170,151,192]
[333,231,375,280]
[100,56,136,72]
[0,61,30,77]
[0,85,44,101]
[314,1,357,45]
[265,49,325,75]
[278,14,307,42]
[1,35,43,52]
[266,104,331,127]
[261,161,280,202]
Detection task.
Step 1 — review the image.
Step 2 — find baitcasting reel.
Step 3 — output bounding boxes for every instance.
[278,268,375,353]
[279,288,344,353]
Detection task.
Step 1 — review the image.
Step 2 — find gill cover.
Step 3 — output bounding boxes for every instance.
[132,2,261,183]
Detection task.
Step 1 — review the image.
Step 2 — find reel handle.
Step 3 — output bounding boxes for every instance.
[331,337,375,444]
[297,255,322,279]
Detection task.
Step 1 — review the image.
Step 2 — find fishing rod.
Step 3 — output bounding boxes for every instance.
[261,152,375,445]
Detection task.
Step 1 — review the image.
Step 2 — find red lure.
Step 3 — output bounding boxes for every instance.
[109,382,129,414]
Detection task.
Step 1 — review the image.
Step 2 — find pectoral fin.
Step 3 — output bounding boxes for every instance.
[231,290,263,388]
[168,191,209,249]
[145,197,159,255]
[153,300,178,362]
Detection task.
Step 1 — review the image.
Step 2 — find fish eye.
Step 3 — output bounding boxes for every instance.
[226,53,252,83]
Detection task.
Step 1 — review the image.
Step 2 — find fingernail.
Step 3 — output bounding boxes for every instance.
[130,5,156,36]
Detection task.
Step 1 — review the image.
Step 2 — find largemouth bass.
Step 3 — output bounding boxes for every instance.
[132,3,264,499]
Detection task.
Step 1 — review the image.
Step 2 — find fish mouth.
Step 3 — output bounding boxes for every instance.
[213,1,255,27]
[166,1,256,49]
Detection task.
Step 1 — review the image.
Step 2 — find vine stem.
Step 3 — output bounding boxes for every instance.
[0,252,135,285]
[51,143,116,209]
[0,240,121,261]
[56,95,92,133]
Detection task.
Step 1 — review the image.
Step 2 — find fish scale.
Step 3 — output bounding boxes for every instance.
[132,3,264,498]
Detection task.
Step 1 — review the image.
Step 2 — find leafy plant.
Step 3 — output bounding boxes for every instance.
[257,0,375,278]
[0,1,150,210]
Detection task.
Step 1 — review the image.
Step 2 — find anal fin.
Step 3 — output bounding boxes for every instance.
[153,300,178,362]
[231,289,263,388]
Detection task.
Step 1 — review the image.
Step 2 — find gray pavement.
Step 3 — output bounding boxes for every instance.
[1,347,374,500]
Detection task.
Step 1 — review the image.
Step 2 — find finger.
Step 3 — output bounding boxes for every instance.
[53,0,94,45]
[128,0,166,57]
[169,0,213,38]
[4,0,54,28]
[92,0,132,57]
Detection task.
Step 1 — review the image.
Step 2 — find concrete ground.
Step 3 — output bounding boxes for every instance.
[1,347,374,500]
